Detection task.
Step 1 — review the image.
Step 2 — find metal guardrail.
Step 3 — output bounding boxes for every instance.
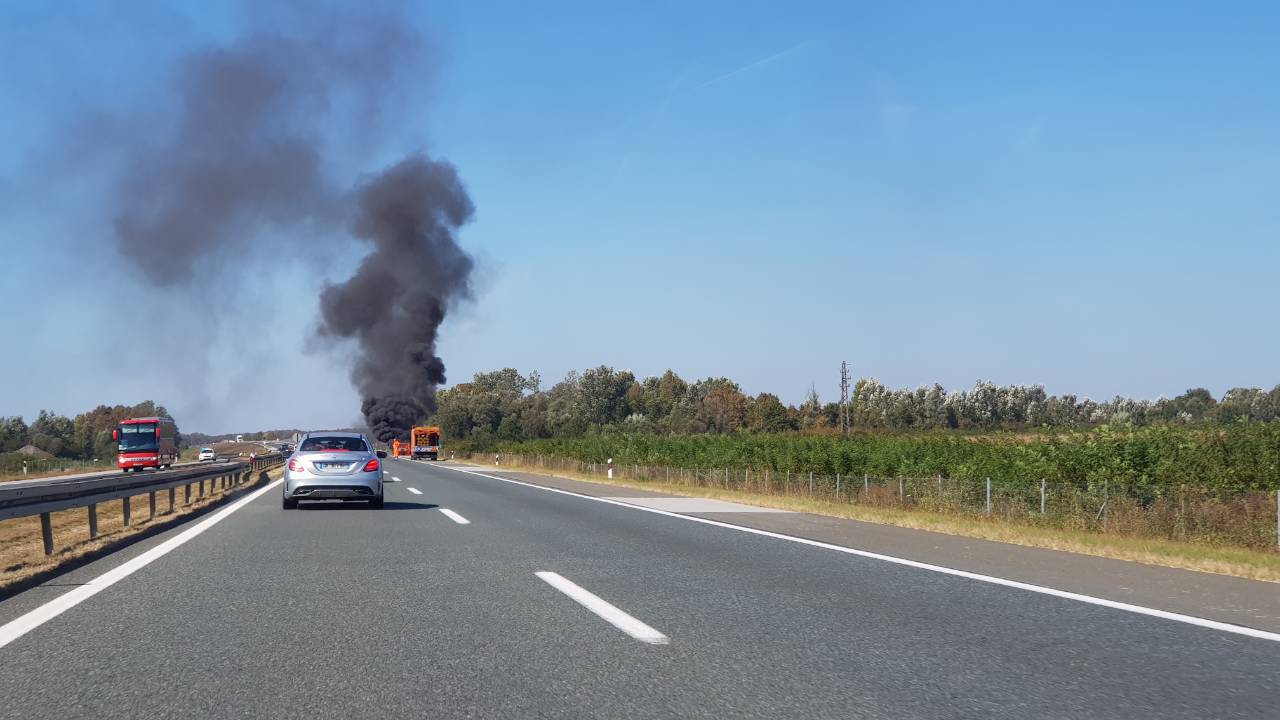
[0,453,284,556]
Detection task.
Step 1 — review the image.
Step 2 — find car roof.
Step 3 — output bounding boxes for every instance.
[302,431,366,439]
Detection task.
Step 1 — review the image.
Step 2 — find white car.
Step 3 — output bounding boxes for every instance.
[198,448,216,462]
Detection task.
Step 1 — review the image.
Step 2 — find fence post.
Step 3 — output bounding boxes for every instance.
[1040,479,1046,514]
[40,512,53,555]
[1103,480,1109,530]
[88,503,98,539]
[985,477,991,515]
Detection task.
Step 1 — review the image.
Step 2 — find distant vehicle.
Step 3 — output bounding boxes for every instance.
[411,425,441,460]
[198,447,216,462]
[114,417,179,472]
[282,432,385,509]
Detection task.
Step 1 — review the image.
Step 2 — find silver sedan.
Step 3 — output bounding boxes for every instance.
[282,432,385,509]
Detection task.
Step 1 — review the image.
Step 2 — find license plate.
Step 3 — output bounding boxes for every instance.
[319,462,345,469]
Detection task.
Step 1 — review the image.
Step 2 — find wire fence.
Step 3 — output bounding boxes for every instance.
[465,452,1280,551]
[0,455,113,478]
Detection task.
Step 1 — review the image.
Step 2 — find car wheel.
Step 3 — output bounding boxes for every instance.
[369,495,384,509]
[282,495,298,509]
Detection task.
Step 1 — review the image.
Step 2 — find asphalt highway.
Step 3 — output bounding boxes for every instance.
[0,458,1277,719]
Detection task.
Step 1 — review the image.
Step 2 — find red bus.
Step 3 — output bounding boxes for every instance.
[113,416,179,472]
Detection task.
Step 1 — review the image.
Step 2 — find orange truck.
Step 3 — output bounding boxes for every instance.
[391,439,411,458]
[411,426,442,460]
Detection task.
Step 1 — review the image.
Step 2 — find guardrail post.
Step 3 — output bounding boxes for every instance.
[123,496,131,526]
[168,487,176,513]
[199,478,206,498]
[88,503,98,539]
[40,512,53,555]
[148,491,156,519]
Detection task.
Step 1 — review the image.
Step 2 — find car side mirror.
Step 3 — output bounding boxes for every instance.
[376,450,387,459]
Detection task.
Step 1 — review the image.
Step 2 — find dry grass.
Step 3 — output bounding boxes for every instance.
[0,467,281,591]
[486,459,1280,583]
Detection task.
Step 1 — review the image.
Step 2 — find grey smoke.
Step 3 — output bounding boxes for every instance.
[319,156,475,442]
[99,7,474,438]
[111,13,420,283]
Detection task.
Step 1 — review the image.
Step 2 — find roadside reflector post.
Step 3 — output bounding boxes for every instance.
[1040,479,1046,514]
[1103,480,1109,531]
[899,476,904,503]
[986,477,992,515]
[864,473,869,493]
[836,473,841,499]
[40,512,53,555]
[809,471,814,494]
[608,458,613,480]
[88,503,98,539]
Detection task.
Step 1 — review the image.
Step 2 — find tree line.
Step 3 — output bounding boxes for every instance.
[432,367,1280,442]
[0,401,178,459]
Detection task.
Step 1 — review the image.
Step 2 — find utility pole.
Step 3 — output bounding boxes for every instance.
[840,360,851,436]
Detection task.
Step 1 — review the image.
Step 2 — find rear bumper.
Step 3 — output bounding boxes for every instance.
[285,473,382,500]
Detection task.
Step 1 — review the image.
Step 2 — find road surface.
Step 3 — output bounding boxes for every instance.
[0,458,1277,718]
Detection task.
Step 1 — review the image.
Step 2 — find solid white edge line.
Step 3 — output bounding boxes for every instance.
[440,465,1280,644]
[0,479,284,651]
[439,508,470,524]
[407,487,423,495]
[535,571,668,644]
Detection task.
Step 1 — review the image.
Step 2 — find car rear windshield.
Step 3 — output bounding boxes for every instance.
[299,436,368,453]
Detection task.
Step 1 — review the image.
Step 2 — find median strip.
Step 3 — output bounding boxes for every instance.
[535,571,668,645]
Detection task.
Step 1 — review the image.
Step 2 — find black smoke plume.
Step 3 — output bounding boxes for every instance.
[89,6,473,438]
[319,157,474,442]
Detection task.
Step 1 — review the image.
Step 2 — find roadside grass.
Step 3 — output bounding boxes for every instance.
[479,459,1280,583]
[0,467,282,592]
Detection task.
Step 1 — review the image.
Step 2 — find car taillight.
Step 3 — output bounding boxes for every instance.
[288,458,304,472]
[362,458,379,472]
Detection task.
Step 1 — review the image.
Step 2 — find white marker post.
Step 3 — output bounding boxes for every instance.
[608,457,613,480]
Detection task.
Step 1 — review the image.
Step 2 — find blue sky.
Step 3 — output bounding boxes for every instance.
[2,1,1278,433]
